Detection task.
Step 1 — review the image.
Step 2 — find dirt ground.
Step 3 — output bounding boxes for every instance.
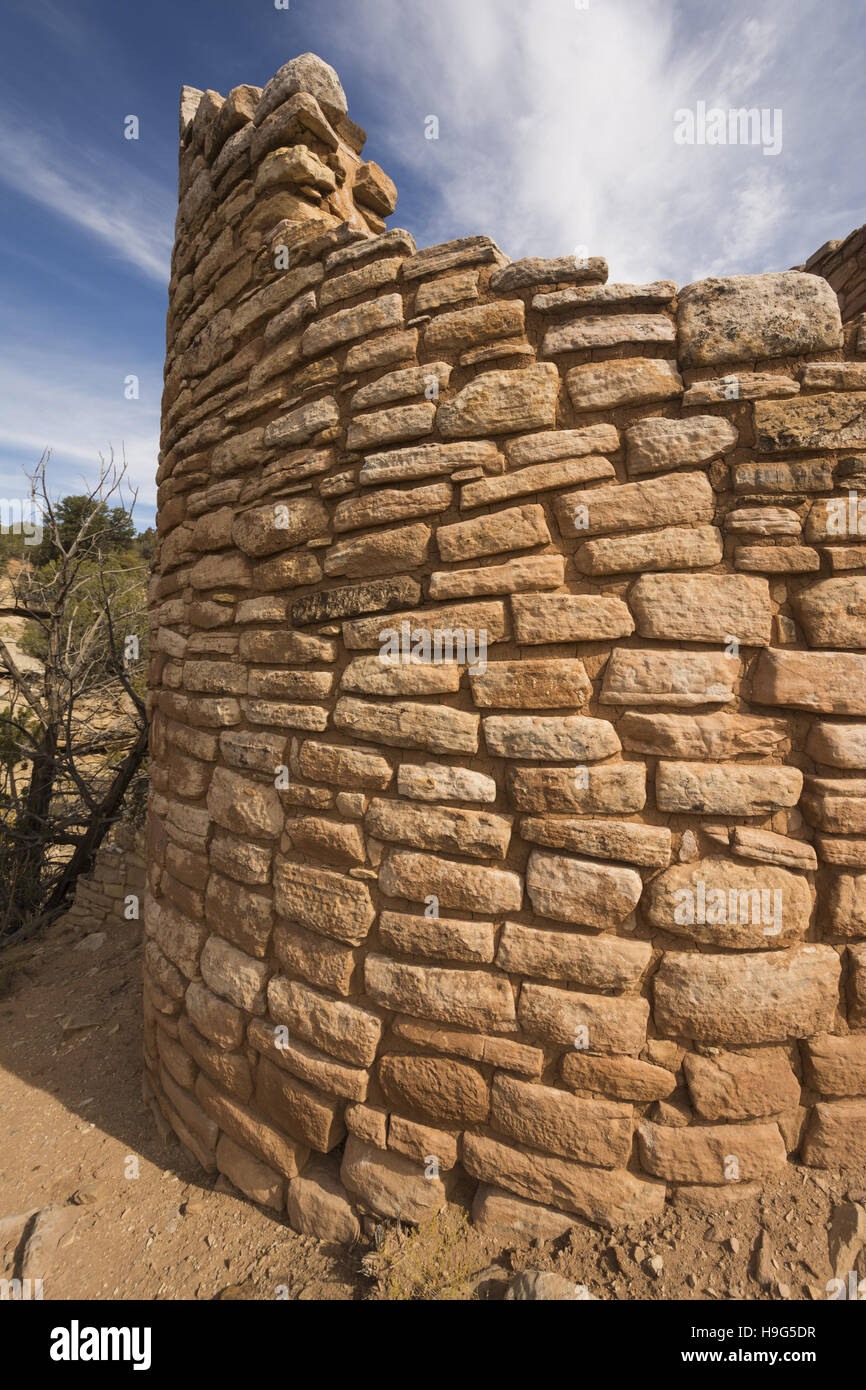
[1,911,864,1302]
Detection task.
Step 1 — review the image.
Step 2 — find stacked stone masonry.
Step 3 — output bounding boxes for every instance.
[144,53,866,1242]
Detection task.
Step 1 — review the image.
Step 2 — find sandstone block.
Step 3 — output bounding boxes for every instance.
[677,272,842,367]
[496,921,651,990]
[364,952,517,1028]
[437,365,560,439]
[653,946,840,1044]
[625,416,738,477]
[340,1135,445,1223]
[518,983,649,1053]
[490,1074,633,1167]
[629,573,772,645]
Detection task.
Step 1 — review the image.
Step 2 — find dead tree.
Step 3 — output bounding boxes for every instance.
[0,451,149,938]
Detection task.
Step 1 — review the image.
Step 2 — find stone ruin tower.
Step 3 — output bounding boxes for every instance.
[144,52,866,1243]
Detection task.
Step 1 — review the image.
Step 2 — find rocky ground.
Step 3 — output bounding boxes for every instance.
[1,910,864,1301]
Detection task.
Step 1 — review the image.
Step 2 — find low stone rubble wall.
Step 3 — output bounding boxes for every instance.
[143,51,866,1242]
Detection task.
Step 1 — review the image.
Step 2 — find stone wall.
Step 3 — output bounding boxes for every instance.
[144,52,866,1241]
[54,823,145,935]
[799,224,866,331]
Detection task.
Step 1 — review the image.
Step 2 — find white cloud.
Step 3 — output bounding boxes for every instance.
[0,347,159,520]
[324,0,861,285]
[0,116,173,283]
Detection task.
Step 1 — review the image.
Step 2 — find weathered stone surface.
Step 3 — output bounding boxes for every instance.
[653,946,840,1044]
[802,777,866,835]
[462,1133,665,1228]
[519,982,648,1053]
[735,545,819,574]
[511,594,634,644]
[232,494,330,557]
[756,393,866,453]
[646,858,811,949]
[403,236,506,280]
[216,1134,284,1211]
[508,764,646,816]
[365,798,512,859]
[332,482,451,532]
[285,811,365,869]
[483,714,620,762]
[301,293,404,358]
[428,555,564,600]
[505,425,619,468]
[346,402,437,452]
[298,739,393,789]
[345,328,419,373]
[601,649,738,707]
[625,416,738,477]
[255,52,347,125]
[437,364,560,439]
[725,827,817,872]
[342,599,509,651]
[249,1019,368,1102]
[803,1034,866,1097]
[566,358,683,412]
[637,1120,786,1183]
[320,256,401,308]
[524,849,642,928]
[324,523,431,579]
[257,1057,345,1152]
[683,372,800,406]
[340,1135,446,1222]
[425,301,525,354]
[287,1155,360,1243]
[490,255,607,292]
[264,398,341,450]
[460,455,613,509]
[801,1101,866,1169]
[490,1074,632,1167]
[207,767,283,839]
[535,281,674,312]
[353,160,398,214]
[677,272,842,367]
[497,921,651,990]
[806,722,866,769]
[273,858,375,945]
[520,816,671,868]
[379,1053,489,1123]
[290,576,420,626]
[752,650,866,714]
[471,1186,577,1245]
[735,458,835,494]
[273,920,361,997]
[684,1049,801,1121]
[415,269,479,312]
[562,1053,676,1103]
[378,849,522,914]
[268,975,383,1066]
[365,952,517,1028]
[576,524,723,576]
[196,1075,308,1180]
[655,762,802,815]
[333,696,479,754]
[379,909,496,964]
[822,873,866,938]
[630,573,772,645]
[437,504,550,562]
[797,578,866,648]
[543,314,674,355]
[555,470,714,539]
[205,873,273,958]
[396,762,496,803]
[470,659,591,709]
[149,900,207,980]
[340,654,461,697]
[201,935,269,1014]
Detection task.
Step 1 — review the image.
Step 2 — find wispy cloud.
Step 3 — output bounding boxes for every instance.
[324,0,863,285]
[0,346,159,518]
[0,116,173,284]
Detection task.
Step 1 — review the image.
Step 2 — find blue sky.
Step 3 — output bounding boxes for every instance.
[1,0,863,529]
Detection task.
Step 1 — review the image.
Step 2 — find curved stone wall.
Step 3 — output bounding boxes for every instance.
[144,53,866,1239]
